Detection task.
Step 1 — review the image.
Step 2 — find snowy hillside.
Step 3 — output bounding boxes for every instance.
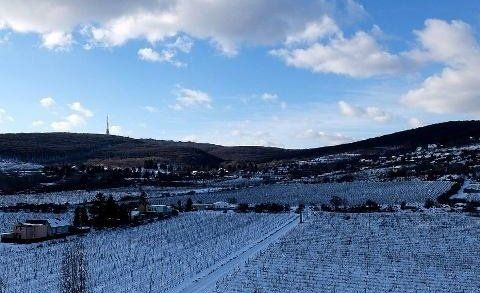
[214,211,480,292]
[0,212,293,292]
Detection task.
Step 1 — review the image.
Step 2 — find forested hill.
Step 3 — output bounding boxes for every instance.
[0,120,479,167]
[0,133,290,167]
[293,120,480,158]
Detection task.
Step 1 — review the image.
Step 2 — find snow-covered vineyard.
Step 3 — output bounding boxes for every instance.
[152,181,454,206]
[0,181,453,207]
[0,186,223,206]
[0,188,139,206]
[0,180,475,293]
[214,211,480,293]
[0,212,294,292]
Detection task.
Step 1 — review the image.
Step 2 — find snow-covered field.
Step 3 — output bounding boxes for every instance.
[0,212,294,293]
[0,186,224,206]
[0,189,132,206]
[0,212,73,233]
[0,159,43,172]
[152,181,454,206]
[0,181,453,208]
[214,211,480,293]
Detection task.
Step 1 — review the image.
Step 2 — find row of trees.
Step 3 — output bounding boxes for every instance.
[320,196,381,213]
[73,194,132,229]
[175,198,193,212]
[236,203,291,213]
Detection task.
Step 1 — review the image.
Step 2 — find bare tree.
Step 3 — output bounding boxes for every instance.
[60,240,89,293]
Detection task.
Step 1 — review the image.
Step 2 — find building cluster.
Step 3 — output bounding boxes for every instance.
[129,203,175,221]
[1,219,71,243]
[192,201,237,211]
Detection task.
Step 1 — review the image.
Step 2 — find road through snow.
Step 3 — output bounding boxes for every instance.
[172,214,300,293]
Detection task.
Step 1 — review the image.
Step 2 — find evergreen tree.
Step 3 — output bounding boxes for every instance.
[118,205,131,225]
[89,193,107,228]
[105,195,119,221]
[73,207,89,227]
[185,198,193,212]
[139,191,149,212]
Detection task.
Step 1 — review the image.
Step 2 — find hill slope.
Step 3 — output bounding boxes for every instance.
[0,120,479,167]
[293,120,480,158]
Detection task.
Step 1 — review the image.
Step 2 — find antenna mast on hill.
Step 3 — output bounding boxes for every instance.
[106,115,110,135]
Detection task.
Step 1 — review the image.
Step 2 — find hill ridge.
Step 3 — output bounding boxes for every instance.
[1,120,479,167]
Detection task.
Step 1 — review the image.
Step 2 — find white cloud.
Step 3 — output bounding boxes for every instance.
[285,16,340,45]
[0,108,13,123]
[138,48,171,62]
[0,0,364,55]
[230,128,280,147]
[298,129,354,146]
[402,19,480,114]
[272,29,404,78]
[143,106,159,113]
[196,102,369,148]
[69,101,93,117]
[66,113,86,126]
[406,19,477,66]
[137,47,184,67]
[51,101,93,131]
[171,87,212,110]
[338,100,361,117]
[338,101,391,122]
[364,107,391,123]
[110,125,122,135]
[167,35,193,53]
[51,113,86,131]
[41,31,72,50]
[40,97,56,108]
[50,121,71,132]
[408,117,423,128]
[137,36,192,66]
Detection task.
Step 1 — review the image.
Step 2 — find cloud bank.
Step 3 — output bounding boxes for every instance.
[0,0,363,54]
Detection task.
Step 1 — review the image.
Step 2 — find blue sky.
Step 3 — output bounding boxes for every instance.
[1,0,480,148]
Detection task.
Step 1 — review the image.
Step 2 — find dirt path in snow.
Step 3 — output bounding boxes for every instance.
[171,214,300,293]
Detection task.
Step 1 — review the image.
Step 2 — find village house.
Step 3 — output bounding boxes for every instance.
[129,210,142,221]
[150,205,173,214]
[131,203,174,220]
[1,218,71,243]
[192,202,237,211]
[213,201,236,210]
[192,203,214,210]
